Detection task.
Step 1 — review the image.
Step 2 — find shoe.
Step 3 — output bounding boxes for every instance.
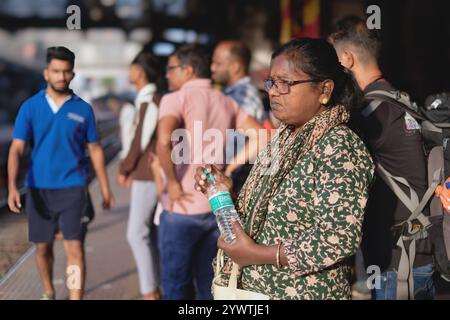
[40,293,55,300]
[352,281,371,300]
[143,288,162,300]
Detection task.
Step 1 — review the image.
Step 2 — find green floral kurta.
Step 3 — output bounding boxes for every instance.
[219,124,374,300]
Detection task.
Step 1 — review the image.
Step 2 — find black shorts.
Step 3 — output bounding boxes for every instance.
[26,187,89,243]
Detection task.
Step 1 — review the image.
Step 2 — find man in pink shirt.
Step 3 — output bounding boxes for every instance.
[157,45,262,299]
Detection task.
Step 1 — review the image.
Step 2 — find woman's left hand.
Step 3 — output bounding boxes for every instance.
[217,219,259,267]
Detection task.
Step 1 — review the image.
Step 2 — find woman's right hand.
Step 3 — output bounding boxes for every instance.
[194,164,233,195]
[116,174,132,188]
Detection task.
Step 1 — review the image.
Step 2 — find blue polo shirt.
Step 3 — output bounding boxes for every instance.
[13,89,98,189]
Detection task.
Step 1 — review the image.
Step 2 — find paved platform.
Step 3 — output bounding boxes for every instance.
[0,158,141,300]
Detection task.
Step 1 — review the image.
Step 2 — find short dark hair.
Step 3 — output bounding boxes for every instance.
[173,45,210,78]
[272,38,362,110]
[228,41,252,75]
[46,46,75,66]
[131,51,162,89]
[329,16,382,63]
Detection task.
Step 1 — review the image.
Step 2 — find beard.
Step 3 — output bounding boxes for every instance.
[49,81,70,94]
[212,73,230,87]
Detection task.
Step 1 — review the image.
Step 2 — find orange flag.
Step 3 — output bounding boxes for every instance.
[280,0,292,44]
[293,0,321,39]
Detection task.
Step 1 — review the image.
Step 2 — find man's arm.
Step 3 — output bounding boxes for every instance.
[7,139,26,213]
[150,153,164,196]
[226,115,267,176]
[156,115,192,212]
[156,116,179,183]
[87,142,114,209]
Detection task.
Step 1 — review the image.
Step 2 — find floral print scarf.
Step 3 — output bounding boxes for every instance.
[236,104,350,239]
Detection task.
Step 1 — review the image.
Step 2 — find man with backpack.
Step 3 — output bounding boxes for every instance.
[330,17,435,300]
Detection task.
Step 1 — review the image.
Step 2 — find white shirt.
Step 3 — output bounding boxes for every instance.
[134,83,158,151]
[45,93,72,114]
[119,102,136,159]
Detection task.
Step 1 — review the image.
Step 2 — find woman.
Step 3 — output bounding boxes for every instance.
[117,52,162,300]
[194,38,374,300]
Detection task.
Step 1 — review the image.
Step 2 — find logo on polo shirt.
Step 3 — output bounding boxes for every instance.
[67,112,85,123]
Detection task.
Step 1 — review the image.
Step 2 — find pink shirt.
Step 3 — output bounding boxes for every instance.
[158,79,248,214]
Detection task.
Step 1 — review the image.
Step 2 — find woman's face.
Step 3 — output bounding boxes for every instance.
[268,54,330,128]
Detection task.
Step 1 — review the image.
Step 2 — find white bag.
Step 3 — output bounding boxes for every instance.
[212,249,270,300]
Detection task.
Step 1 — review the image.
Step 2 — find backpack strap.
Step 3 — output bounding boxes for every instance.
[152,92,162,107]
[376,164,420,215]
[376,164,442,299]
[364,90,426,121]
[377,165,441,228]
[396,231,417,300]
[366,90,414,108]
[361,99,383,117]
[429,147,445,216]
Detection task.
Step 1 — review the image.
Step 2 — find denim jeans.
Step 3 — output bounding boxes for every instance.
[158,210,219,300]
[372,263,436,300]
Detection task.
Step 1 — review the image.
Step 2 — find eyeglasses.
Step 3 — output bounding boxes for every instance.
[263,78,322,94]
[166,64,183,72]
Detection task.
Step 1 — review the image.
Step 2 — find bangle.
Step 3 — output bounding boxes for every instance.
[276,241,283,269]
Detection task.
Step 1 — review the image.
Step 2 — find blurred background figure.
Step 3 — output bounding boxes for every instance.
[7,46,114,300]
[116,51,163,300]
[211,40,265,194]
[119,100,136,160]
[156,44,263,299]
[211,40,265,123]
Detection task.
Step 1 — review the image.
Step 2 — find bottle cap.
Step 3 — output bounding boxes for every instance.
[204,169,215,183]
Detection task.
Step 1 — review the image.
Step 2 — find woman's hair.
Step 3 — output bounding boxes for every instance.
[272,38,362,110]
[131,51,163,91]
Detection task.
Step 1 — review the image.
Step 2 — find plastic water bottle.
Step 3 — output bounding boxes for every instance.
[204,169,241,243]
[435,177,450,213]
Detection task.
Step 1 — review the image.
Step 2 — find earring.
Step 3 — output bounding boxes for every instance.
[321,98,329,105]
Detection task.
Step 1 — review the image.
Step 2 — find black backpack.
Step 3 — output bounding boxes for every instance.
[362,90,450,300]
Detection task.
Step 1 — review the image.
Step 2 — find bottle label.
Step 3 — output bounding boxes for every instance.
[208,192,234,212]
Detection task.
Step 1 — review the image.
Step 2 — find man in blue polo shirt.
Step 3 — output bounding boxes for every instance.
[7,46,115,300]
